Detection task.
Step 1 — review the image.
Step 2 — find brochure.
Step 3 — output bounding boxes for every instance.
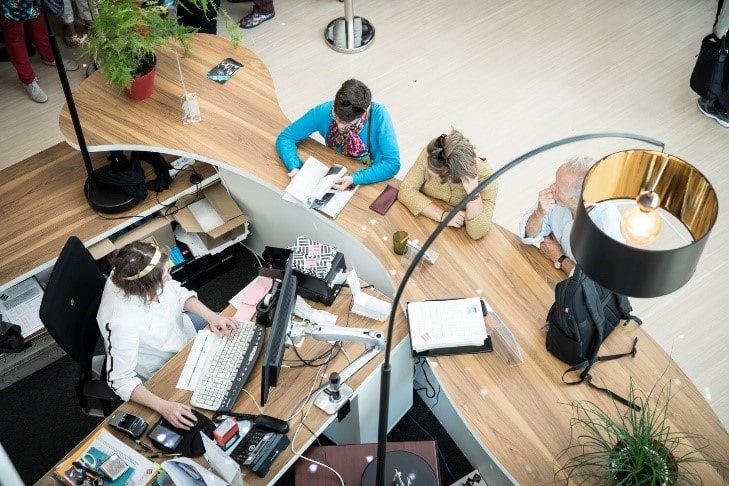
[283,156,359,218]
[207,58,244,84]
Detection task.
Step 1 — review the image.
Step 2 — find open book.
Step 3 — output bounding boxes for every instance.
[406,297,491,356]
[283,156,358,218]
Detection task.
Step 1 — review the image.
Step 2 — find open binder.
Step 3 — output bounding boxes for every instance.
[406,297,493,357]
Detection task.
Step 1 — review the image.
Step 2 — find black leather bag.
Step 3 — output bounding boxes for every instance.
[690,34,729,99]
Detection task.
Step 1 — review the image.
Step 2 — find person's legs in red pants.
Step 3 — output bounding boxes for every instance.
[0,17,37,84]
[24,15,54,63]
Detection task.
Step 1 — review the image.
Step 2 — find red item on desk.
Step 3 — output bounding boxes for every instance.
[213,417,239,447]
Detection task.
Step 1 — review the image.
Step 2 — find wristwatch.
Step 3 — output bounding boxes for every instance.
[554,254,567,269]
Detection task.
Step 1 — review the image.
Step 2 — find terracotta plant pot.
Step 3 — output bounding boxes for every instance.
[125,56,157,100]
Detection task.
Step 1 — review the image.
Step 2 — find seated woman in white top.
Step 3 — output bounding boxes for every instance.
[97,241,239,429]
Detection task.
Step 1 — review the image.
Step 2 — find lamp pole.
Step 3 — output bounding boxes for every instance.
[39,4,141,213]
[374,132,665,486]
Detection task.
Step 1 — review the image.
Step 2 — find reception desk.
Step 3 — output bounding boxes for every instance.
[48,34,729,484]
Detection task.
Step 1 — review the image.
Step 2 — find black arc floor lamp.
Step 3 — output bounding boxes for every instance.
[368,133,718,486]
[40,5,142,213]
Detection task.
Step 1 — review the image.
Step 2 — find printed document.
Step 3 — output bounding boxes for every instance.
[0,277,45,337]
[407,297,488,352]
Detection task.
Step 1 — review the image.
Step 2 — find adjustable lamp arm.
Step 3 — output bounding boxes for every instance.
[374,132,665,486]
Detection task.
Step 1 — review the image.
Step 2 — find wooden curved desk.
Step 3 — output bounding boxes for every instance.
[58,35,729,484]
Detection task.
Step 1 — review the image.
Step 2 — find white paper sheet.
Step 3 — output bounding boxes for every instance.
[347,270,391,321]
[176,330,220,391]
[201,433,244,486]
[0,277,45,337]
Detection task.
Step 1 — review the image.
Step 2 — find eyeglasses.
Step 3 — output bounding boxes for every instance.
[338,98,366,115]
[436,134,447,164]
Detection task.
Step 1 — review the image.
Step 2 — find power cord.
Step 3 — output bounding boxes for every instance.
[404,412,458,484]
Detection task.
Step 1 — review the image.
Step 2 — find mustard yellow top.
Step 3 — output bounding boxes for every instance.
[398,148,498,240]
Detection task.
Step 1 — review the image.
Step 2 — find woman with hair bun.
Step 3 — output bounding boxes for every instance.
[97,241,239,429]
[398,129,498,240]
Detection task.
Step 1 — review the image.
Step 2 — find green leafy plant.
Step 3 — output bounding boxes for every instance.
[556,379,717,485]
[85,0,239,90]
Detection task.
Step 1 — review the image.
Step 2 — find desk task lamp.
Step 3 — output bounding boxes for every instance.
[40,5,143,213]
[368,133,718,486]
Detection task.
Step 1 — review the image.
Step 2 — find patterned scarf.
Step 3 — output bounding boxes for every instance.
[325,110,370,162]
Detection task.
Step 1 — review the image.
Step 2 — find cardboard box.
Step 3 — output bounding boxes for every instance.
[173,182,249,252]
[113,216,176,250]
[88,217,176,260]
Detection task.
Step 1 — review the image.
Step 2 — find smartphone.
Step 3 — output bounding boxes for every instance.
[108,411,148,439]
[148,421,184,451]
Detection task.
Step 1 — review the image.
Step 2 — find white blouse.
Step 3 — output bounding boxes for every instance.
[97,273,196,401]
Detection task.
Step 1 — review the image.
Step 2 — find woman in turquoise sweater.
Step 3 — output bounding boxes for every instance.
[276,79,400,189]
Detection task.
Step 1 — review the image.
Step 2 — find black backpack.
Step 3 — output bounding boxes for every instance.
[546,266,642,408]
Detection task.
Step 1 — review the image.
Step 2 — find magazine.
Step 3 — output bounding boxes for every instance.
[207,58,244,84]
[283,156,359,218]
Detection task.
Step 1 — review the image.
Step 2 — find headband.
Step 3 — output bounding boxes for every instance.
[122,247,162,281]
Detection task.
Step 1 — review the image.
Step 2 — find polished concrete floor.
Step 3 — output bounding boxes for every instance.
[1,0,727,432]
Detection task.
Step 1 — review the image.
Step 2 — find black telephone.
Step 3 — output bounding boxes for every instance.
[222,414,289,477]
[107,411,148,439]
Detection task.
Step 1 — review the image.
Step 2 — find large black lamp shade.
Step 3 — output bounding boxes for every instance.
[572,150,718,298]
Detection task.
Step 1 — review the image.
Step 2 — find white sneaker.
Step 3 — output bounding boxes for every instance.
[24,80,48,103]
[42,57,80,71]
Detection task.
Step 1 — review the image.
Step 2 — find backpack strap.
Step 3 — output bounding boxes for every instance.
[585,374,641,411]
[595,337,638,363]
[560,362,641,411]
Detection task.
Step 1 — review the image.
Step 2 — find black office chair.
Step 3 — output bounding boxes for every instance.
[39,236,122,417]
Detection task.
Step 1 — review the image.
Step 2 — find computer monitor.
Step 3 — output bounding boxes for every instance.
[260,254,297,406]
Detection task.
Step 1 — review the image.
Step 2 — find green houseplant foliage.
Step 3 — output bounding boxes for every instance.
[555,379,717,485]
[86,0,238,91]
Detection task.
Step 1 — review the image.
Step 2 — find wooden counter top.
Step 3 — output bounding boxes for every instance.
[49,34,729,484]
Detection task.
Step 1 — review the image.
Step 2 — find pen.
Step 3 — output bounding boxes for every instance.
[134,438,152,452]
[147,452,183,459]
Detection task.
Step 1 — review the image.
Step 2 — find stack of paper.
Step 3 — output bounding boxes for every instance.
[406,297,488,353]
[0,277,45,337]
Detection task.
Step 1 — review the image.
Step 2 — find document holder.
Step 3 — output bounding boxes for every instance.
[487,311,524,366]
[412,336,492,358]
[408,298,493,358]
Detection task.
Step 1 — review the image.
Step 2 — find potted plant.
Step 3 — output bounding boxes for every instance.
[85,0,238,99]
[555,379,718,485]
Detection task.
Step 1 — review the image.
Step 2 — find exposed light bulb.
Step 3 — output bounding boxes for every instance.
[621,192,662,245]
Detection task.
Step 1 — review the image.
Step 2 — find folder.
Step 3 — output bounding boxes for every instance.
[406,297,493,357]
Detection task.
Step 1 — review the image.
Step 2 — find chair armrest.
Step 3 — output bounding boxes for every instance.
[82,380,122,404]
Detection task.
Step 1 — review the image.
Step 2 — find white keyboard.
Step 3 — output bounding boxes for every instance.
[191,321,265,411]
